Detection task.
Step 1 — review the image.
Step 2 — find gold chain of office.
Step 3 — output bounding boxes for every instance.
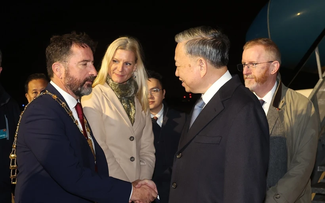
[9,90,96,184]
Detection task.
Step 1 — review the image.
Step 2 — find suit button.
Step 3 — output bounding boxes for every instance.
[129,136,134,141]
[130,157,135,162]
[171,182,177,189]
[274,194,280,199]
[176,153,182,159]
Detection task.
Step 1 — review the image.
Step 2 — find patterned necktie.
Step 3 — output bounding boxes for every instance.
[190,98,205,127]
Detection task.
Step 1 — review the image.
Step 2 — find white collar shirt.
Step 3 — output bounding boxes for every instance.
[255,81,277,115]
[151,103,164,127]
[201,70,232,106]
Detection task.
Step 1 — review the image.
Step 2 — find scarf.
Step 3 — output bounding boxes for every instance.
[107,76,138,125]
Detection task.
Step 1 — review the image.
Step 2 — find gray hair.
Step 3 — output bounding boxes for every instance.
[175,26,230,68]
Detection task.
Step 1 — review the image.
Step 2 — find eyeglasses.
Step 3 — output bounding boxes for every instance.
[237,61,274,72]
[149,87,161,95]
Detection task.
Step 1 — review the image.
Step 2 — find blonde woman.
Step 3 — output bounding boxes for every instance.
[81,36,155,182]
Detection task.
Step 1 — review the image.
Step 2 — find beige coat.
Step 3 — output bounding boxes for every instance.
[81,83,155,182]
[265,75,319,203]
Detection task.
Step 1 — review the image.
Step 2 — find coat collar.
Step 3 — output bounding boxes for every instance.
[45,83,67,106]
[271,74,288,110]
[178,75,242,150]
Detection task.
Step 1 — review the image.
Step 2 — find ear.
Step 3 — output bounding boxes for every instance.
[52,62,64,79]
[133,63,137,72]
[162,89,166,99]
[0,67,2,74]
[270,61,280,75]
[197,58,207,77]
[25,93,30,103]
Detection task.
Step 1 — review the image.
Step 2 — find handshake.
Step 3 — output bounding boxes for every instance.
[130,179,159,203]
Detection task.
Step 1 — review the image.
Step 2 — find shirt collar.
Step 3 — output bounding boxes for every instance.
[201,70,232,104]
[255,81,277,114]
[151,103,164,119]
[50,81,78,110]
[256,81,277,105]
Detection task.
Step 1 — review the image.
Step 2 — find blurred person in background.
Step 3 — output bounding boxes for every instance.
[147,69,186,203]
[0,49,20,203]
[24,72,49,103]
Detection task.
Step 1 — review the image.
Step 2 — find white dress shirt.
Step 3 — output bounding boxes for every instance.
[255,81,277,115]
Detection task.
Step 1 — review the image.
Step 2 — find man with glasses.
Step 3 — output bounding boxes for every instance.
[147,69,186,203]
[239,37,319,203]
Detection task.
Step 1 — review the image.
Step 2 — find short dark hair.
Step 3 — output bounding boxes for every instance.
[0,49,2,67]
[45,31,97,78]
[147,69,164,90]
[24,73,49,93]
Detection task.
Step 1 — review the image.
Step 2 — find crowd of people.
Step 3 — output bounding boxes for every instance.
[0,25,320,203]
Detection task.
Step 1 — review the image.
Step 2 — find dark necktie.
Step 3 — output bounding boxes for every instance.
[152,116,158,122]
[152,116,161,142]
[190,98,205,127]
[259,99,265,106]
[152,116,161,129]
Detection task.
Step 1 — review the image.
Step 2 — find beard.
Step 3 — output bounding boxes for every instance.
[64,69,96,98]
[244,68,268,92]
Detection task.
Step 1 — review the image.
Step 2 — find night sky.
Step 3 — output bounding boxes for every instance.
[0,1,269,108]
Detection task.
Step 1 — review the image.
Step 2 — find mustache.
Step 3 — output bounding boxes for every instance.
[244,75,255,80]
[83,75,96,84]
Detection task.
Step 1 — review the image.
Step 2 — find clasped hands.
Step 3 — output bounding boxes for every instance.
[130,179,158,203]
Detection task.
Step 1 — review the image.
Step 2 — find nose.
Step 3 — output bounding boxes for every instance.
[148,91,153,98]
[117,63,123,72]
[89,63,97,76]
[175,67,179,77]
[242,66,250,75]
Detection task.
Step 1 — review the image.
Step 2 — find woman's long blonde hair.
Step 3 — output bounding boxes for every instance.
[93,36,149,112]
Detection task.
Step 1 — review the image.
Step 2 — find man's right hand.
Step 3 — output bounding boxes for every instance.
[130,180,157,203]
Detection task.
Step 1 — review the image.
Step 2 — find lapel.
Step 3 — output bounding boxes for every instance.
[267,75,286,135]
[46,83,100,168]
[46,83,67,105]
[266,107,280,134]
[99,83,135,131]
[161,102,169,127]
[178,75,241,151]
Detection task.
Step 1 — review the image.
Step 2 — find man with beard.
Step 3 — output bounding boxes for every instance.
[239,37,319,203]
[14,32,157,203]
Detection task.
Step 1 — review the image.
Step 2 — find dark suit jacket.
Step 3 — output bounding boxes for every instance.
[0,85,20,203]
[152,103,187,203]
[169,75,270,203]
[15,83,131,203]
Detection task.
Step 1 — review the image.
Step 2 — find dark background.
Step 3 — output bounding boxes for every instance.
[0,1,270,111]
